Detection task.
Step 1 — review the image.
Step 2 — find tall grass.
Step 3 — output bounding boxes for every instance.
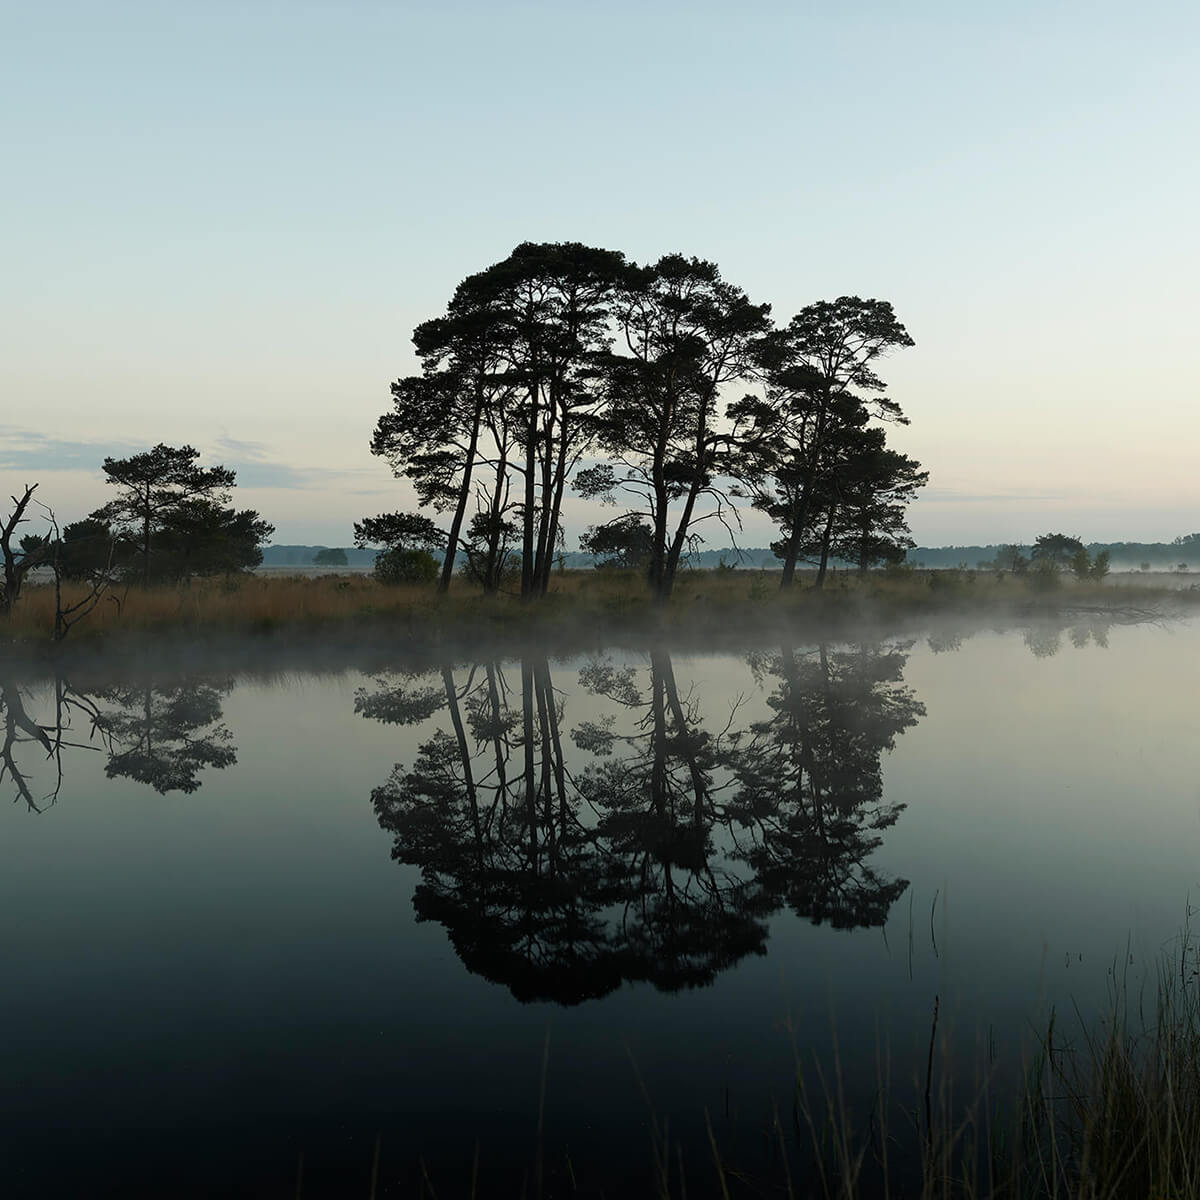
[743,923,1200,1199]
[5,568,1188,649]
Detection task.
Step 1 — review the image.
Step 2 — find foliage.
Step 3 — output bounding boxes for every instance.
[374,546,438,585]
[89,444,269,584]
[57,518,124,581]
[152,500,273,578]
[354,511,443,553]
[312,547,348,566]
[729,296,919,589]
[580,516,654,569]
[1031,532,1085,567]
[376,246,927,603]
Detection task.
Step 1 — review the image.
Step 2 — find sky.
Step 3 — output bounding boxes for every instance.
[3,0,1198,549]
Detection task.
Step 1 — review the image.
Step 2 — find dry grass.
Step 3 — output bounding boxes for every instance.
[719,922,1200,1200]
[3,567,1193,651]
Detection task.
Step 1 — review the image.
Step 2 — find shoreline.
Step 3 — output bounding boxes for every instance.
[2,569,1193,674]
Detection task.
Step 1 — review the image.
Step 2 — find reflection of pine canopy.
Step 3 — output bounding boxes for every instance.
[364,644,925,1006]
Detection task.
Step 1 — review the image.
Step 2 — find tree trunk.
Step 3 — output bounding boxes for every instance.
[538,410,570,594]
[662,479,701,598]
[441,663,482,851]
[521,657,537,865]
[521,384,539,600]
[814,505,837,589]
[439,391,484,594]
[142,485,152,588]
[533,406,554,592]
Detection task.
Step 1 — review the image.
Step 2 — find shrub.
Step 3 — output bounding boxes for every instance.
[374,547,437,585]
[1028,558,1061,592]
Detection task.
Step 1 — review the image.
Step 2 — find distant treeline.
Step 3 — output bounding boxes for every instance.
[263,537,1200,572]
[261,545,378,567]
[903,538,1200,569]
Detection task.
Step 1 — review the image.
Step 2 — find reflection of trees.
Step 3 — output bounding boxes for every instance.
[1,672,236,805]
[364,642,924,1005]
[574,649,770,990]
[726,644,923,929]
[96,681,236,794]
[0,677,109,810]
[366,661,619,1005]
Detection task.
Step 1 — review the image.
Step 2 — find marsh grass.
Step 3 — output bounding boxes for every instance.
[5,568,1190,651]
[360,925,1200,1199]
[717,922,1200,1200]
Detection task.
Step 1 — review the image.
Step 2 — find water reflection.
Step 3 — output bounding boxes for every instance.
[0,675,236,804]
[96,681,236,794]
[926,614,1118,659]
[728,643,922,929]
[362,641,924,1004]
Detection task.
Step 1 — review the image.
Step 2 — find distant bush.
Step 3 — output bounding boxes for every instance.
[927,568,962,593]
[1028,558,1061,592]
[374,547,437,585]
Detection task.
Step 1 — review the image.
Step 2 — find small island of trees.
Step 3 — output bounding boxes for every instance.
[3,240,1198,646]
[360,240,926,600]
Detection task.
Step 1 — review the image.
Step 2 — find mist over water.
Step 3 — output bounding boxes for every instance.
[2,616,1197,1196]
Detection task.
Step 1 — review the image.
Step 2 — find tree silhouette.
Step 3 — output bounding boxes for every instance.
[89,444,269,585]
[729,298,915,589]
[579,256,772,598]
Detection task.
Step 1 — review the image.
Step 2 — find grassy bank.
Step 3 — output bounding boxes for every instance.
[774,925,1200,1200]
[3,567,1195,656]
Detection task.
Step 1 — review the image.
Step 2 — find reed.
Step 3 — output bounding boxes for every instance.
[2,568,1192,650]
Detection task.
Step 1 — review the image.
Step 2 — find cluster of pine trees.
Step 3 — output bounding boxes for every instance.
[360,241,927,598]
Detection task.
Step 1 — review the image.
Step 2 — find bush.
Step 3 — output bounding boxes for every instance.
[374,547,437,585]
[1028,558,1062,592]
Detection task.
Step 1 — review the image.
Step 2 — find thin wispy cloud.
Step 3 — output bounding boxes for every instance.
[0,427,381,493]
[918,486,1067,505]
[0,428,144,473]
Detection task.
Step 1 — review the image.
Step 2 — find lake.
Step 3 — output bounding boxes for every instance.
[3,613,1198,1197]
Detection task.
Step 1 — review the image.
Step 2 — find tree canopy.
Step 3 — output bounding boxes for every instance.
[367,243,926,599]
[89,444,271,582]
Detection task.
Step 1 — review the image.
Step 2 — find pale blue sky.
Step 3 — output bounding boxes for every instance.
[4,0,1198,547]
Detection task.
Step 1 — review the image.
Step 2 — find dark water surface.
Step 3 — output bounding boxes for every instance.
[3,618,1198,1196]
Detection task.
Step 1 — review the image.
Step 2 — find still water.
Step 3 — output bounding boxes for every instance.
[2,616,1198,1196]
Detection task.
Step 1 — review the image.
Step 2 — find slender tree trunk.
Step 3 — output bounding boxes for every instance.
[482,451,508,591]
[661,402,711,597]
[485,662,508,820]
[533,660,557,869]
[521,657,537,865]
[538,428,570,594]
[649,652,668,819]
[440,391,484,594]
[779,401,830,590]
[647,476,670,596]
[657,649,707,827]
[663,471,703,598]
[521,365,540,599]
[441,663,482,852]
[646,392,674,596]
[815,505,837,588]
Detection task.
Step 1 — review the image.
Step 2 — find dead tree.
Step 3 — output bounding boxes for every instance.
[0,484,50,616]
